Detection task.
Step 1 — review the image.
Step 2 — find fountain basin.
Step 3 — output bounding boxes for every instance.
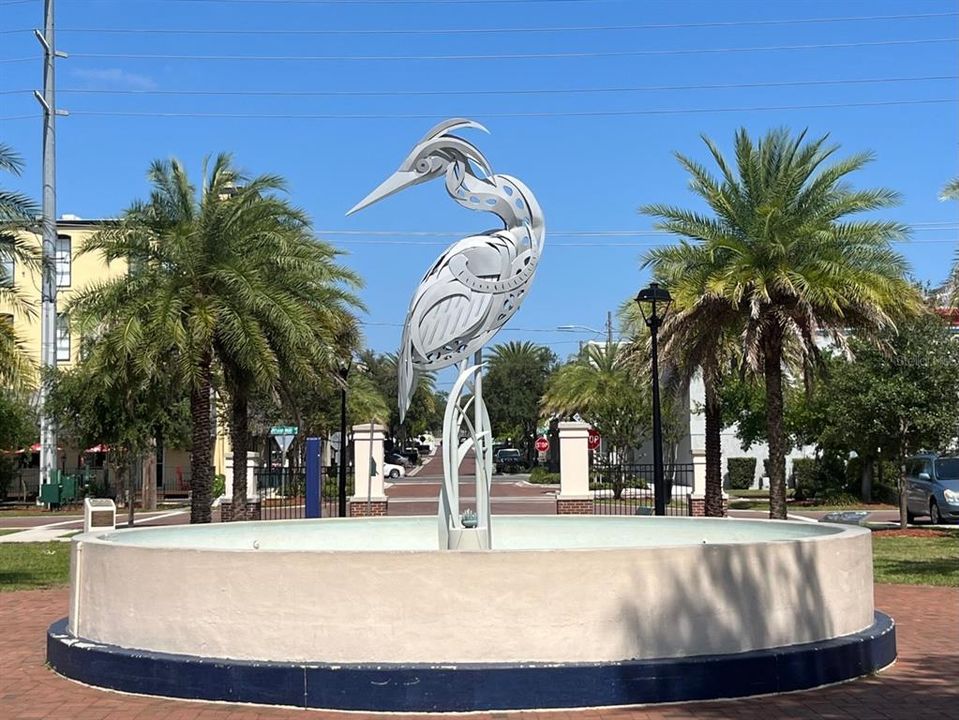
[48,515,895,711]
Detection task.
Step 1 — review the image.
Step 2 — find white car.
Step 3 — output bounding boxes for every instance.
[384,462,406,479]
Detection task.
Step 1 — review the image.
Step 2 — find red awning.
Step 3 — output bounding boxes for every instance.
[3,443,60,454]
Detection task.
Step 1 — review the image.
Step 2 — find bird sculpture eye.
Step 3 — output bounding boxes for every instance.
[415,158,432,174]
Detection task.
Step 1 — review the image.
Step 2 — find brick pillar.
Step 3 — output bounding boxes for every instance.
[556,421,593,514]
[349,500,389,517]
[349,423,388,516]
[688,448,707,516]
[220,500,261,522]
[687,447,728,517]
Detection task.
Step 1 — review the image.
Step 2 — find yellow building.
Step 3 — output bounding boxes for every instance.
[1,218,227,499]
[1,218,125,368]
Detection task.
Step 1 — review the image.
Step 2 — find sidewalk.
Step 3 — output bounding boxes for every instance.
[0,509,190,543]
[0,583,955,719]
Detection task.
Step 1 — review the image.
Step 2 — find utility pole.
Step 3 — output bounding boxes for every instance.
[606,310,613,347]
[35,0,67,497]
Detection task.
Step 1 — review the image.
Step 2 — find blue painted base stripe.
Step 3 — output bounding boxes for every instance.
[47,613,895,712]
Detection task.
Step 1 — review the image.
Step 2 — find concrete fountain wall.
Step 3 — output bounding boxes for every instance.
[66,518,873,663]
[48,516,896,711]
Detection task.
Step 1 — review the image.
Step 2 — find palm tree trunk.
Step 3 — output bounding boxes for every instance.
[763,330,788,520]
[703,373,724,517]
[230,384,249,518]
[190,351,214,524]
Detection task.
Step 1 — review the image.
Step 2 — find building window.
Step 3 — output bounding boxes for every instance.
[55,235,71,288]
[0,253,13,287]
[56,313,70,362]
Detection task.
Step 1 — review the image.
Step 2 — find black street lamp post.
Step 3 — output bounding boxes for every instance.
[337,360,351,518]
[635,282,672,516]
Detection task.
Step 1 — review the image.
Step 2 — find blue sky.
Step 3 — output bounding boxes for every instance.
[2,0,958,388]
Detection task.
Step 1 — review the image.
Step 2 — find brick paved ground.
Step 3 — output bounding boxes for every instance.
[1,583,955,720]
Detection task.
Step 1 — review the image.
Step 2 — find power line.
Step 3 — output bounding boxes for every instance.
[1,97,950,121]
[318,225,959,238]
[327,238,959,248]
[3,74,954,99]
[3,11,955,36]
[0,0,614,4]
[21,36,953,64]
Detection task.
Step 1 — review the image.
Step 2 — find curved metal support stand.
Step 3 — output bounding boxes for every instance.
[440,352,492,550]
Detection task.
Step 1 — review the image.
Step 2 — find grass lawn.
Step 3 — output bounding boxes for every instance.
[0,542,71,591]
[728,497,897,512]
[0,508,82,518]
[0,529,19,536]
[872,529,959,587]
[728,489,796,499]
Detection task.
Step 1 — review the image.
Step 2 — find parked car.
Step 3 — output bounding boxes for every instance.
[494,448,525,475]
[385,452,413,468]
[383,462,406,479]
[904,454,959,524]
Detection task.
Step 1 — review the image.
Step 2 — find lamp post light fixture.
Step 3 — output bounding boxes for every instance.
[635,282,672,516]
[557,311,615,347]
[337,358,352,518]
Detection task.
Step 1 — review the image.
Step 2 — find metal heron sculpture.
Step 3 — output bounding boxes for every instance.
[347,118,545,549]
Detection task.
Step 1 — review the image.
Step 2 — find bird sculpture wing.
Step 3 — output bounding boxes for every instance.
[398,230,535,422]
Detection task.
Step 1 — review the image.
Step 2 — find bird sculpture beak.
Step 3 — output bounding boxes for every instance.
[346,170,417,216]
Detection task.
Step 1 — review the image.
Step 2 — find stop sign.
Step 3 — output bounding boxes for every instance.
[535,436,550,453]
[587,428,601,451]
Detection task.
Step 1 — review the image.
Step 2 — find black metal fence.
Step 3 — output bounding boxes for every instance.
[591,463,694,516]
[253,466,340,520]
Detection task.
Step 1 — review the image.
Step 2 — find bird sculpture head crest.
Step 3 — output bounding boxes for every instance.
[347,118,491,216]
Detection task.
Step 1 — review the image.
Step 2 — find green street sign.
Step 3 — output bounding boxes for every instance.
[270,426,298,437]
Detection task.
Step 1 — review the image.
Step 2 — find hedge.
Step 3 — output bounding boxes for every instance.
[727,457,757,490]
[791,458,818,500]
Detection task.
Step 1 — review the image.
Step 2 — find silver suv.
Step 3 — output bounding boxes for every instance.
[904,454,959,524]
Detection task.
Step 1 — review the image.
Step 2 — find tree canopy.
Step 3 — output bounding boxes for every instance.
[484,341,556,461]
[643,127,920,518]
[0,144,41,390]
[541,343,651,463]
[69,155,361,521]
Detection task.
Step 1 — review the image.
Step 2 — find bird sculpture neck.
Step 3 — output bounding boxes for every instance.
[444,161,544,254]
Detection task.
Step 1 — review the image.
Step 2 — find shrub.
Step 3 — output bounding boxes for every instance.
[727,457,757,490]
[0,457,17,500]
[817,491,861,506]
[213,473,226,499]
[528,467,560,485]
[791,458,818,500]
[322,476,354,497]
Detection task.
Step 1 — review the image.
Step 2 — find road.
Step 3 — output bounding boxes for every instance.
[386,451,557,515]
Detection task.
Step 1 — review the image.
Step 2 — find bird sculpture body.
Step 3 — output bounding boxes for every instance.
[349,118,544,419]
[348,118,544,549]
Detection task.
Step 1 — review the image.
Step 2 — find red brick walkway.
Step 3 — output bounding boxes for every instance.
[1,584,956,719]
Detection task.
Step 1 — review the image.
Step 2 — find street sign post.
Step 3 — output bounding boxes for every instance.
[587,428,601,451]
[270,426,298,463]
[535,436,550,453]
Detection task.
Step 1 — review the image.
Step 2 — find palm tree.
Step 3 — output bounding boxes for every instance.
[70,155,361,523]
[941,178,959,306]
[356,350,438,442]
[0,144,41,390]
[541,343,651,493]
[643,128,920,519]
